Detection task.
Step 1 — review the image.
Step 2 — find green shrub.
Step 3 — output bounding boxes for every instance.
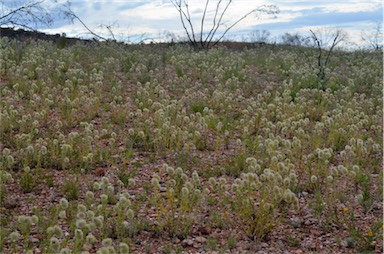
[62,179,79,200]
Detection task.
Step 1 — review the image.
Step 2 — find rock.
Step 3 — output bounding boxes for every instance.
[290,217,302,228]
[95,167,105,176]
[260,242,269,248]
[309,229,322,236]
[33,234,43,241]
[304,218,316,226]
[30,237,39,243]
[340,237,355,248]
[195,236,207,243]
[309,244,317,251]
[4,197,19,209]
[197,226,212,235]
[149,213,158,218]
[294,249,303,254]
[182,239,194,247]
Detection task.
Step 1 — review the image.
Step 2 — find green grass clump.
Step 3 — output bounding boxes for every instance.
[62,179,80,200]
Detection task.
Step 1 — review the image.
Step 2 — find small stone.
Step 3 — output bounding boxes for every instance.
[304,218,316,226]
[95,167,105,176]
[195,236,206,243]
[290,217,302,228]
[4,197,19,209]
[182,239,194,247]
[30,237,39,243]
[310,244,317,251]
[260,242,269,248]
[294,249,303,254]
[310,229,322,236]
[149,213,158,218]
[34,234,43,240]
[340,237,355,248]
[197,226,212,235]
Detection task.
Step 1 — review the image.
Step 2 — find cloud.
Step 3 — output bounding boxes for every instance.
[287,7,382,28]
[14,0,382,46]
[229,1,382,45]
[273,0,381,12]
[120,2,177,21]
[93,2,101,11]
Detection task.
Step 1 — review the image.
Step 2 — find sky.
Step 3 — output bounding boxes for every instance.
[2,0,383,47]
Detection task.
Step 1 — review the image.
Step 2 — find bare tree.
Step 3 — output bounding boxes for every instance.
[361,22,383,51]
[61,1,142,43]
[280,32,309,46]
[249,29,271,44]
[0,0,55,30]
[309,28,347,82]
[170,0,278,49]
[60,1,110,41]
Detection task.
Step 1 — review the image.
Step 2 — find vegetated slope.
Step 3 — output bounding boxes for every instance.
[0,37,382,253]
[0,27,92,46]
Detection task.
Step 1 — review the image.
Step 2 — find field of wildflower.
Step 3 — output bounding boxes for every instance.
[0,38,383,253]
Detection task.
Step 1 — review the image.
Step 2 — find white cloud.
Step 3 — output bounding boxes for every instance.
[30,0,384,46]
[120,2,177,21]
[322,2,381,13]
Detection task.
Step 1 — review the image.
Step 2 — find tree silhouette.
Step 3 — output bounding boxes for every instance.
[309,28,347,83]
[0,0,54,30]
[361,22,383,51]
[170,0,278,49]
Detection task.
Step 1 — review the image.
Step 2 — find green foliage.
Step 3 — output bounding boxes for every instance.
[19,171,35,193]
[356,173,375,213]
[116,169,137,186]
[347,219,383,252]
[150,165,204,238]
[62,179,79,200]
[190,101,206,114]
[0,180,7,205]
[226,235,237,250]
[224,152,248,177]
[57,34,67,49]
[231,170,298,240]
[206,237,218,250]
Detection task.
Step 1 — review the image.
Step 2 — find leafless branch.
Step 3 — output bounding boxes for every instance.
[200,0,210,42]
[361,22,383,51]
[0,0,53,30]
[309,28,347,82]
[170,0,279,49]
[211,5,278,48]
[205,0,232,47]
[171,0,197,47]
[62,1,107,41]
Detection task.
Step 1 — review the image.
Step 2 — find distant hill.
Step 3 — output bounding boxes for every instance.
[0,27,272,50]
[0,27,91,46]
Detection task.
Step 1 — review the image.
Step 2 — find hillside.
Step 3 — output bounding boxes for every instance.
[0,36,383,253]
